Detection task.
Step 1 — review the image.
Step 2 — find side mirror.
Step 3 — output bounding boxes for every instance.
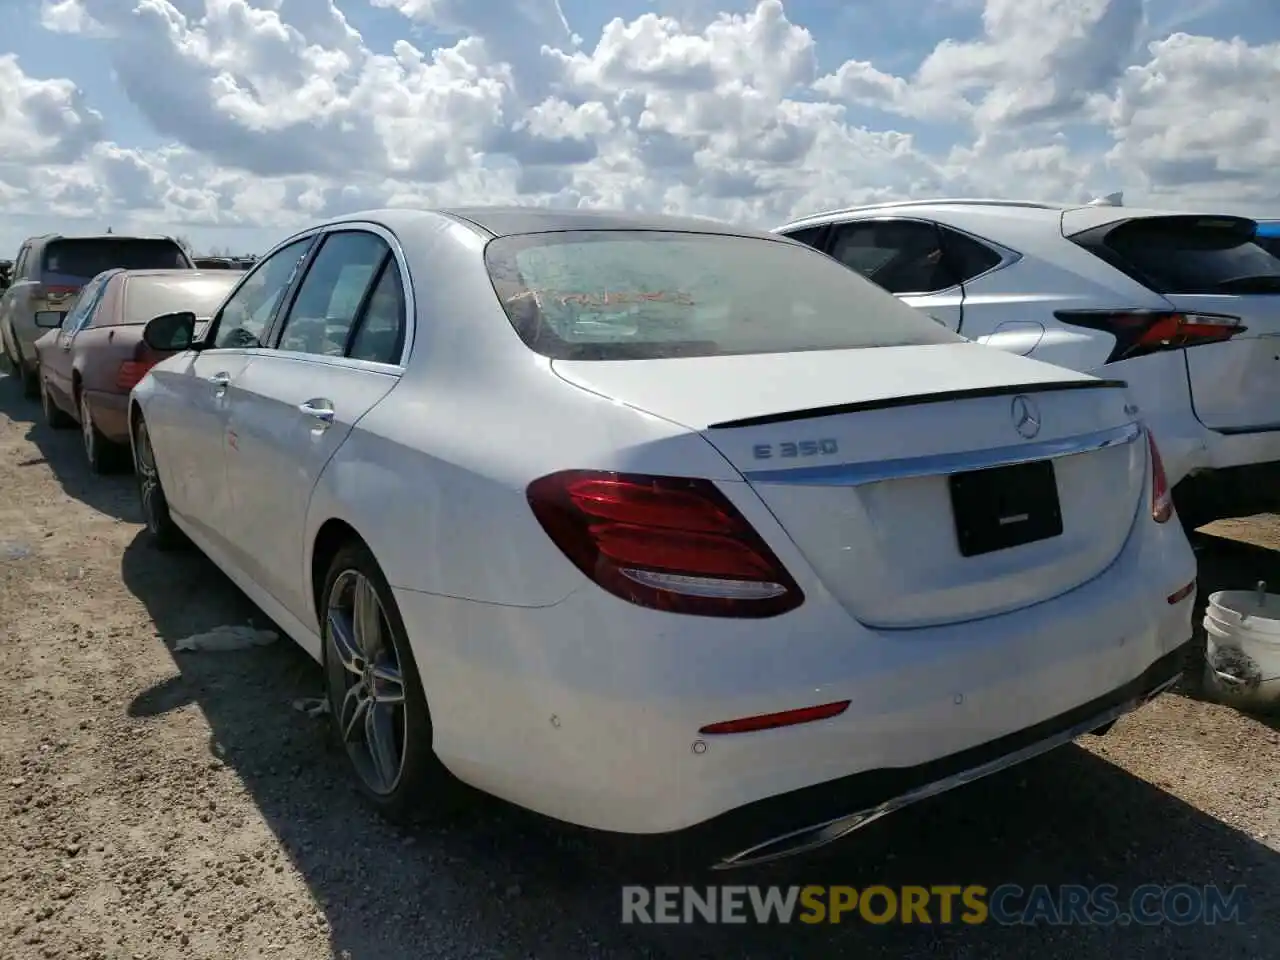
[143,311,197,351]
[34,311,64,329]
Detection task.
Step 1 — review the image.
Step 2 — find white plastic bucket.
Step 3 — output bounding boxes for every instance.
[1202,589,1280,708]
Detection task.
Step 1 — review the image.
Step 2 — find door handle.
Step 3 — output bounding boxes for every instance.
[298,398,335,423]
[209,372,231,386]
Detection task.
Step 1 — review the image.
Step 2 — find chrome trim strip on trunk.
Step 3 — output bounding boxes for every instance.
[711,670,1179,871]
[740,421,1142,487]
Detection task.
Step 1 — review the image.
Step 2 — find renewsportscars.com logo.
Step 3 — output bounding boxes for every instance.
[621,884,1247,926]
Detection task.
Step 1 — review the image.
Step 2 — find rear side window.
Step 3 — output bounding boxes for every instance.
[780,225,826,249]
[1254,232,1280,260]
[941,228,1003,282]
[484,230,962,361]
[120,274,240,326]
[1073,216,1280,295]
[40,238,190,285]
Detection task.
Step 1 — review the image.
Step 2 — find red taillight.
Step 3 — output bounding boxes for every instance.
[1055,310,1245,362]
[699,700,851,735]
[31,283,78,302]
[117,359,157,391]
[1147,430,1173,523]
[526,470,804,617]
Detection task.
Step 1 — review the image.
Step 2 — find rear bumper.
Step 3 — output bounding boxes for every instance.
[84,389,131,444]
[1113,349,1280,491]
[694,640,1189,868]
[393,490,1196,842]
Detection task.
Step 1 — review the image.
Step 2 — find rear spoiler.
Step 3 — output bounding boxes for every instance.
[707,379,1129,429]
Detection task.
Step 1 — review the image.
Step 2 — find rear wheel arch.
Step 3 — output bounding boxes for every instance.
[311,518,364,624]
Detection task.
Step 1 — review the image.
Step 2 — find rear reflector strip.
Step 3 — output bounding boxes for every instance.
[699,700,851,735]
[1167,580,1196,605]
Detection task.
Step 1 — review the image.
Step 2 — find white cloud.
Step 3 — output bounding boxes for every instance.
[3,0,1279,253]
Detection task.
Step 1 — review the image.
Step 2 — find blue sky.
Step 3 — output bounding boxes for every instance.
[1,0,1278,256]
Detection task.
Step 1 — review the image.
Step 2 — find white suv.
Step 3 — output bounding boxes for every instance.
[774,199,1280,530]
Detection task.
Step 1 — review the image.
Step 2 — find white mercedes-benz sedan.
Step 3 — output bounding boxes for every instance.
[128,207,1197,868]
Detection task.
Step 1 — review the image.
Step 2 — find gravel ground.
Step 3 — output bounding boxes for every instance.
[1,370,1278,960]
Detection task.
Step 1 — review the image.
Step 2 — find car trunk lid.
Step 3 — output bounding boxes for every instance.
[552,343,1145,628]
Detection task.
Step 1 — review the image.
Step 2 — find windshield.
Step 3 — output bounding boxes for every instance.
[121,274,240,325]
[40,238,191,285]
[483,230,963,361]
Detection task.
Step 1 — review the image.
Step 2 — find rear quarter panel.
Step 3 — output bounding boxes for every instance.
[301,359,741,626]
[76,325,144,395]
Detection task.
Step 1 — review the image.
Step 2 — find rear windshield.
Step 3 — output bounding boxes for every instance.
[1090,216,1280,295]
[121,274,240,325]
[483,230,962,360]
[41,238,190,284]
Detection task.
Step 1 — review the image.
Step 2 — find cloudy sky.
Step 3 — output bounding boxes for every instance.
[1,0,1277,256]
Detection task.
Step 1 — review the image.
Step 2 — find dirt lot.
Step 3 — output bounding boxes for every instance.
[0,372,1278,960]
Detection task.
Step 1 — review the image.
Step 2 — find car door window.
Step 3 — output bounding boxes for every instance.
[276,231,390,357]
[829,221,957,294]
[212,239,311,349]
[346,258,406,364]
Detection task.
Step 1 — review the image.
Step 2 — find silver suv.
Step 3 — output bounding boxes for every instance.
[1,234,192,396]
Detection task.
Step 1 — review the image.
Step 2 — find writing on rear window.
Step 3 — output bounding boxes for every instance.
[753,439,840,459]
[511,290,695,307]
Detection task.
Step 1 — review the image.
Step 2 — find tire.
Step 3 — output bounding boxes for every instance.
[16,343,38,399]
[130,412,185,550]
[80,391,124,474]
[40,374,73,429]
[2,327,17,375]
[320,540,462,824]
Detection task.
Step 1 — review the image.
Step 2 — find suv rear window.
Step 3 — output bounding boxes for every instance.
[1074,216,1280,295]
[41,238,190,285]
[484,230,962,361]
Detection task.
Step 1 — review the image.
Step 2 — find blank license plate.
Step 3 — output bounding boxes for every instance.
[948,460,1063,557]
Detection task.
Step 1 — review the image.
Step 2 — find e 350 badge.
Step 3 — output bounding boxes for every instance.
[752,438,839,459]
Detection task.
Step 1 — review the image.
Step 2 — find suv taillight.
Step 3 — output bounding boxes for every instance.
[1055,309,1245,363]
[1147,430,1173,523]
[526,470,804,617]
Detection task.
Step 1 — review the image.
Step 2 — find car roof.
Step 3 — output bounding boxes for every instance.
[118,268,226,280]
[24,233,181,245]
[775,198,1263,237]
[309,205,780,242]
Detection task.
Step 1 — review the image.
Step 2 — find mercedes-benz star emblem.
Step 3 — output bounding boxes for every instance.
[1010,395,1041,439]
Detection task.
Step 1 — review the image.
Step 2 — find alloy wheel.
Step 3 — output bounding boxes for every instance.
[133,419,161,533]
[324,570,408,796]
